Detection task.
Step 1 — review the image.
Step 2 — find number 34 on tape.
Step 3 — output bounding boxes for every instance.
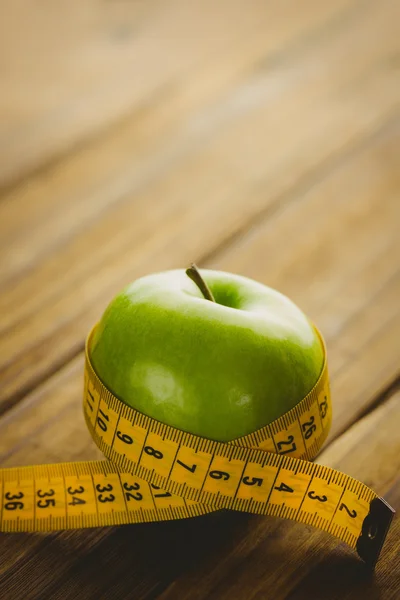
[0,326,395,568]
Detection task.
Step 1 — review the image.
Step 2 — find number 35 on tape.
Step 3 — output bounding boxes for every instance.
[0,326,395,568]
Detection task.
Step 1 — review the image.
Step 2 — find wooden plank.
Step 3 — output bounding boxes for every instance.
[0,0,357,190]
[0,382,398,599]
[0,0,376,283]
[0,0,398,413]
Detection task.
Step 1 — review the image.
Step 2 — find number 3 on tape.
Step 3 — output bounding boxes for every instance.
[0,326,395,568]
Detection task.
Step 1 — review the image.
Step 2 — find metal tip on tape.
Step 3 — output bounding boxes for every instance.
[356,497,395,568]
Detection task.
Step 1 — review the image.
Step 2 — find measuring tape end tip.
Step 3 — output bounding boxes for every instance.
[356,497,396,568]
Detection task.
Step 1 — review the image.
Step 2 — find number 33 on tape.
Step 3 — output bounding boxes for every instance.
[0,326,395,568]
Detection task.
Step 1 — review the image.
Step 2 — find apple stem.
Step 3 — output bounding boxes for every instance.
[186,263,216,302]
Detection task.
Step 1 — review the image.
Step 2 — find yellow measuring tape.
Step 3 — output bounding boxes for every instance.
[0,326,394,568]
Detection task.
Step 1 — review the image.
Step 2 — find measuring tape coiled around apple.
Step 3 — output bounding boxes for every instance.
[0,326,394,567]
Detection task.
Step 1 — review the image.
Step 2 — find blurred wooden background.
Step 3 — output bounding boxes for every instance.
[0,1,399,598]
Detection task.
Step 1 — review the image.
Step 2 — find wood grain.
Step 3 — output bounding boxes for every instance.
[0,0,358,190]
[0,0,399,597]
[1,0,390,284]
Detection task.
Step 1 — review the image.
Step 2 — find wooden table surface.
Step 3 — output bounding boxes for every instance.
[0,1,399,598]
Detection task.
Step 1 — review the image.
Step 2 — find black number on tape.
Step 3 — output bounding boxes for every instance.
[277,435,297,454]
[123,481,142,501]
[37,498,56,509]
[37,489,55,498]
[96,482,115,503]
[5,492,25,511]
[69,496,86,506]
[96,483,113,493]
[37,489,56,508]
[209,470,230,481]
[4,502,24,510]
[308,490,327,503]
[67,485,86,506]
[302,416,317,440]
[5,491,24,501]
[151,484,172,499]
[319,398,328,419]
[339,503,357,518]
[242,476,263,487]
[116,431,133,445]
[67,485,85,495]
[97,409,110,433]
[87,390,95,412]
[98,494,115,503]
[274,482,294,493]
[176,459,197,473]
[144,446,163,460]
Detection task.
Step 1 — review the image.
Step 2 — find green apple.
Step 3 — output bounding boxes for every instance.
[90,266,324,442]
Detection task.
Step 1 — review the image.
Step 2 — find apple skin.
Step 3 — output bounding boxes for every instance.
[90,269,324,442]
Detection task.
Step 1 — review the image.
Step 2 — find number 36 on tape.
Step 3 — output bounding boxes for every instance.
[0,326,395,568]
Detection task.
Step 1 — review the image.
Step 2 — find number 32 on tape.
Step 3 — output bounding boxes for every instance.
[0,326,395,568]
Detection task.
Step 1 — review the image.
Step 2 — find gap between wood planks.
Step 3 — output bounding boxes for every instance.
[0,0,368,197]
[334,373,400,440]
